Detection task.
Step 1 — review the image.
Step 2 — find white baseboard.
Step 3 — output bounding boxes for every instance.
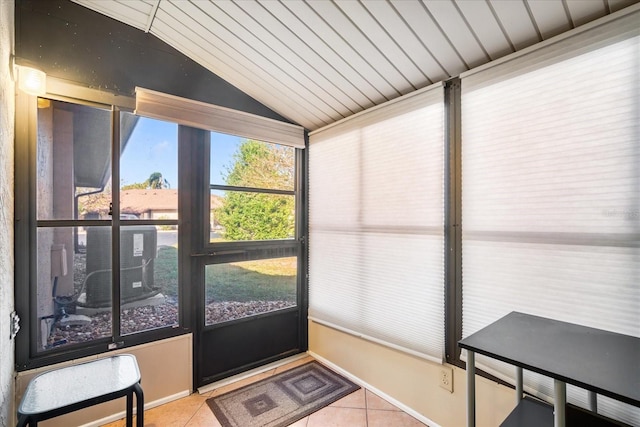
[78,389,191,427]
[308,351,442,427]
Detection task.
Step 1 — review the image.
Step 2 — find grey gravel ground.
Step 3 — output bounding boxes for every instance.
[46,252,294,348]
[47,300,294,348]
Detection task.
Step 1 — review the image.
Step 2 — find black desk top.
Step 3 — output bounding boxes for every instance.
[458,312,640,407]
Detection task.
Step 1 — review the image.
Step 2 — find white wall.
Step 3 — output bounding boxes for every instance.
[0,0,16,425]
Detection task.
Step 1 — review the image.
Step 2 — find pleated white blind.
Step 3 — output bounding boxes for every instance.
[135,87,305,148]
[461,10,639,425]
[308,84,445,362]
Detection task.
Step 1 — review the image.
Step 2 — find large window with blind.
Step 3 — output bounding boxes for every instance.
[308,85,445,362]
[307,7,638,425]
[460,11,639,425]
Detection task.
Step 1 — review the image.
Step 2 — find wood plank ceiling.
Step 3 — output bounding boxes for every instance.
[72,0,638,131]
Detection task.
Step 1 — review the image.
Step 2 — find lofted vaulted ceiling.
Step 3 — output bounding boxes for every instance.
[72,0,638,131]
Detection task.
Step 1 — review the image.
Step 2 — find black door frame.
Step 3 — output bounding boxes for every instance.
[184,127,308,388]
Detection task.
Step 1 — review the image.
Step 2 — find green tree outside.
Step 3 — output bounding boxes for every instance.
[121,172,170,190]
[215,140,294,241]
[145,172,170,189]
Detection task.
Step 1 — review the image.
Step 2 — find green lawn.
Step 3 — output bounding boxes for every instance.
[154,246,179,298]
[205,258,296,303]
[153,246,296,303]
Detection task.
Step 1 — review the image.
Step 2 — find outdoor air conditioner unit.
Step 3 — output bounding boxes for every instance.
[84,226,157,307]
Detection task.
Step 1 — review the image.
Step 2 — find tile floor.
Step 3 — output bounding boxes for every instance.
[101,356,428,427]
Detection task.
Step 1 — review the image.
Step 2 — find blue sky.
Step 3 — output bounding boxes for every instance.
[210,132,244,185]
[119,116,242,189]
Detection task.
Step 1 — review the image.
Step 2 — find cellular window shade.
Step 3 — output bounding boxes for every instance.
[135,87,305,148]
[461,9,639,425]
[308,84,445,362]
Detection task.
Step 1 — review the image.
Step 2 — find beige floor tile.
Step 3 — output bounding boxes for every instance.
[141,393,209,427]
[367,409,428,427]
[199,389,214,398]
[99,419,125,427]
[330,388,366,409]
[306,406,367,427]
[185,400,223,427]
[365,389,400,411]
[286,416,310,426]
[100,414,146,427]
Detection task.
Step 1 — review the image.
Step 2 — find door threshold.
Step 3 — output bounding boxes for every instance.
[197,352,310,395]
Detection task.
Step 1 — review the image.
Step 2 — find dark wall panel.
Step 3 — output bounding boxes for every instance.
[15,0,290,122]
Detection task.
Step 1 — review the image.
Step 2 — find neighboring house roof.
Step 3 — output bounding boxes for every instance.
[121,189,178,214]
[80,189,223,217]
[122,190,224,215]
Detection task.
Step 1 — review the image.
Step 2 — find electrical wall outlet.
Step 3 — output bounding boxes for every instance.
[439,366,453,393]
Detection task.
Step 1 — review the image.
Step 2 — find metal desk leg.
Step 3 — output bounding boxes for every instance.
[133,382,144,427]
[515,366,523,404]
[554,380,566,427]
[126,390,133,427]
[15,414,32,427]
[467,351,476,427]
[588,391,597,412]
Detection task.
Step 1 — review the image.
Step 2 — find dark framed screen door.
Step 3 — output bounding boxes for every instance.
[189,129,307,387]
[194,247,304,386]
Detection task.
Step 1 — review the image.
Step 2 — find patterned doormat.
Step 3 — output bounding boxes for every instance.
[206,361,360,427]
